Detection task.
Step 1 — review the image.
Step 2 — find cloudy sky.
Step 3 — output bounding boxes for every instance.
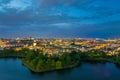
[0,0,120,38]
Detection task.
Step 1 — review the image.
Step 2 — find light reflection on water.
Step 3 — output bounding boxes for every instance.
[0,58,120,80]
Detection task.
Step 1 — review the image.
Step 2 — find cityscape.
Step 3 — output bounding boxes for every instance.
[0,0,120,80]
[0,37,120,56]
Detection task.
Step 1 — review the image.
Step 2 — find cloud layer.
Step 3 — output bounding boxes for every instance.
[0,0,120,38]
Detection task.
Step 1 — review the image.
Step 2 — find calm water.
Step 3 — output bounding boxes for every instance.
[0,58,120,80]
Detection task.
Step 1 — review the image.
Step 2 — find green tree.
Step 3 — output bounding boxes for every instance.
[56,61,62,69]
[36,60,44,71]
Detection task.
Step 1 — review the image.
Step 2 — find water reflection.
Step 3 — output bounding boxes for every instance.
[116,64,120,69]
[0,59,120,80]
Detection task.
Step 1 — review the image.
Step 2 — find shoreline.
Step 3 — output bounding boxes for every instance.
[0,52,120,73]
[22,58,119,73]
[22,61,80,73]
[0,56,119,73]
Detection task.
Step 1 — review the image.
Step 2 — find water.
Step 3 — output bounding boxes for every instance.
[0,58,120,80]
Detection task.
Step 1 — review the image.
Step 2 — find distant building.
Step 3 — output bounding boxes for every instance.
[0,47,3,50]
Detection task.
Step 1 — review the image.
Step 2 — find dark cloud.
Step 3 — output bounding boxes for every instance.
[0,9,32,25]
[0,21,120,38]
[0,0,120,38]
[40,0,94,7]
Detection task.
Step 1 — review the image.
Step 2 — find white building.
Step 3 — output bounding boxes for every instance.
[0,47,3,50]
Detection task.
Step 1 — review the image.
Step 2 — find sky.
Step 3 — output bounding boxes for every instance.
[0,0,120,38]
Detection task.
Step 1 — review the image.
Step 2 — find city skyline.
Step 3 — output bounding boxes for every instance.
[0,0,120,38]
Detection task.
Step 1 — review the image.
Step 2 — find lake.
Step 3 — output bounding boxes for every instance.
[0,58,120,80]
